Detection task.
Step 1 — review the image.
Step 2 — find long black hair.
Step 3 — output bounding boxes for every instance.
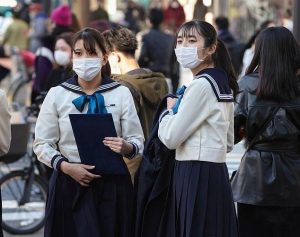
[246,26,300,101]
[175,20,238,98]
[72,27,111,77]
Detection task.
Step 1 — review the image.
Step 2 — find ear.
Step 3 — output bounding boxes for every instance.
[114,52,121,63]
[102,54,108,65]
[207,44,217,56]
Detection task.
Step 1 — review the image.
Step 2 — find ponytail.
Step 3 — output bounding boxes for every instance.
[212,39,239,99]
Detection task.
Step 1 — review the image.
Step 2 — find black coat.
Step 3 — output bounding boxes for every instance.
[232,73,300,206]
[134,96,175,237]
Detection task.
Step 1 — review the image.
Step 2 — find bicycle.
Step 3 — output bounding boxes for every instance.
[0,102,49,235]
[5,47,34,106]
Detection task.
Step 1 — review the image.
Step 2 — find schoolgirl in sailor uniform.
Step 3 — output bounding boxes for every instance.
[33,28,144,237]
[158,20,239,237]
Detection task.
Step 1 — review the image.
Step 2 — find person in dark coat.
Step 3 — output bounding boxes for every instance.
[134,95,175,237]
[31,35,55,103]
[138,8,177,92]
[45,32,74,91]
[215,16,245,75]
[232,26,300,237]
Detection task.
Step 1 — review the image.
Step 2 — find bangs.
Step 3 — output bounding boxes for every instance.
[176,22,202,39]
[72,29,106,55]
[81,33,97,55]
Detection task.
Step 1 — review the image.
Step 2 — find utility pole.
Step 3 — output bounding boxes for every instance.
[293,0,300,43]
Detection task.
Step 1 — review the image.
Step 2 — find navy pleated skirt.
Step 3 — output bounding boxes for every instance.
[163,160,238,237]
[44,170,133,237]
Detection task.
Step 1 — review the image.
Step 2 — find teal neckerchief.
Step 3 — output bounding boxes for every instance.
[72,92,107,114]
[172,85,187,114]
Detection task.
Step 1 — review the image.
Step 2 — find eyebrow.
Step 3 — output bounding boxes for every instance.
[177,35,197,39]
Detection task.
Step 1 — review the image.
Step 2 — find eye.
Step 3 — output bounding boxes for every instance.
[177,40,183,44]
[74,51,82,56]
[88,52,97,56]
[188,39,197,43]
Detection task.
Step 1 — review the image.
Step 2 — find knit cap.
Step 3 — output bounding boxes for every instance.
[51,4,72,27]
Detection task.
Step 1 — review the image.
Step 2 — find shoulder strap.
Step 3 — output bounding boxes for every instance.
[246,103,282,152]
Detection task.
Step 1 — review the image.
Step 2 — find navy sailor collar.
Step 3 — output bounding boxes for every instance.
[60,75,121,95]
[195,68,234,102]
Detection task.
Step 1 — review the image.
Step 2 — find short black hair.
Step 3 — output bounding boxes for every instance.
[102,26,137,57]
[215,16,229,30]
[149,8,164,27]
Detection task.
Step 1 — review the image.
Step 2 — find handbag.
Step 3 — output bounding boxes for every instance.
[230,103,282,181]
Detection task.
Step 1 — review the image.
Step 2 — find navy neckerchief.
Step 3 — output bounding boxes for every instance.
[60,75,121,114]
[172,68,233,114]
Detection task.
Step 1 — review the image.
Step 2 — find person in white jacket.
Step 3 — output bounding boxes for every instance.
[158,20,239,237]
[0,89,11,237]
[33,28,144,237]
[0,90,11,156]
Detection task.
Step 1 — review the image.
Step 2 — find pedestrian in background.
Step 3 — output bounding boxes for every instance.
[158,20,238,237]
[232,26,300,237]
[0,89,11,237]
[34,27,144,237]
[138,8,176,93]
[215,16,245,76]
[45,32,74,91]
[49,4,73,39]
[103,26,168,181]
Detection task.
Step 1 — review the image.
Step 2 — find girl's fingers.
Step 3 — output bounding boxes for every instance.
[104,137,121,141]
[103,139,122,146]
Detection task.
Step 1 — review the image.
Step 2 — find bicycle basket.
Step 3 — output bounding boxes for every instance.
[0,123,30,164]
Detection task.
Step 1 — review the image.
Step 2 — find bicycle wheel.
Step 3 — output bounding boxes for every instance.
[0,170,47,235]
[12,79,30,106]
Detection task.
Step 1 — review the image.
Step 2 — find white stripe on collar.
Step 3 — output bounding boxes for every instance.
[61,81,121,93]
[195,73,234,100]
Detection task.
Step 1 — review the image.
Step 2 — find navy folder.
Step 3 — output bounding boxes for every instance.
[69,113,128,175]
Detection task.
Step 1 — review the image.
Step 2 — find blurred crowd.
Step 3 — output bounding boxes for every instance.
[0,0,295,105]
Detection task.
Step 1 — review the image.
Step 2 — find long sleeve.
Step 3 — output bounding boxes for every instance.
[0,90,11,156]
[234,82,249,144]
[158,79,211,149]
[120,87,144,157]
[227,104,234,152]
[33,88,61,168]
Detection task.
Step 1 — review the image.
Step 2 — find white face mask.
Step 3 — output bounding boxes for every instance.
[54,50,70,66]
[174,47,206,69]
[72,58,102,81]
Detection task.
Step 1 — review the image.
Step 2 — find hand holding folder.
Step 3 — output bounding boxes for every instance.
[69,113,128,175]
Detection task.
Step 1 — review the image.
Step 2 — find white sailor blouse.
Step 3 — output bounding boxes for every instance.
[33,76,145,169]
[158,68,234,163]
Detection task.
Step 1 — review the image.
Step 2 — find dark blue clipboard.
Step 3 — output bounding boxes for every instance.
[69,113,128,175]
